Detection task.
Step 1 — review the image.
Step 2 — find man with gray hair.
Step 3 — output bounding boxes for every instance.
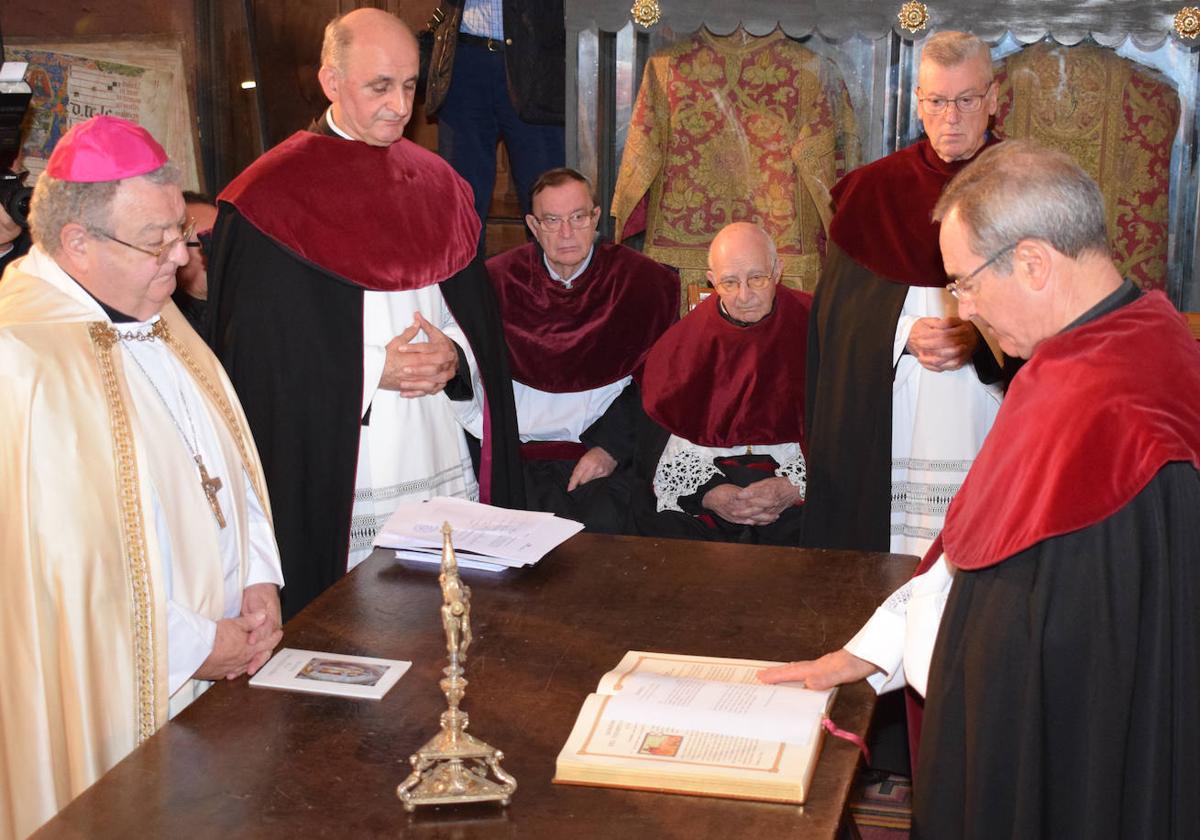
[207,8,523,619]
[765,141,1200,838]
[0,115,284,838]
[803,30,1006,560]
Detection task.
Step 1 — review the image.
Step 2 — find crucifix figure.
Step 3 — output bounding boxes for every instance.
[196,456,227,528]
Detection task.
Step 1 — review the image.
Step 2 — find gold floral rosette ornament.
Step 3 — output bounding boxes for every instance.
[1175,6,1200,39]
[631,0,662,29]
[898,1,930,34]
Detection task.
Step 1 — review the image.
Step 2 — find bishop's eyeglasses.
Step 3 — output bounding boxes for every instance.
[533,208,598,232]
[917,81,994,115]
[95,218,198,265]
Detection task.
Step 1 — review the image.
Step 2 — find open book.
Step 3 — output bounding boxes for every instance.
[554,651,836,804]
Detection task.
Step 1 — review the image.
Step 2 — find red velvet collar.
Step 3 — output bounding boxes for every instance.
[944,292,1200,570]
[485,241,679,392]
[641,288,811,448]
[828,136,1001,287]
[218,131,479,291]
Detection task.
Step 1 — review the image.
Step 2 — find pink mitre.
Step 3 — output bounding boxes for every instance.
[44,115,169,183]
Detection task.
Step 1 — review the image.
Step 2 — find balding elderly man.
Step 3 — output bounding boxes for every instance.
[207,8,522,619]
[803,31,1006,559]
[765,141,1200,839]
[0,116,283,839]
[633,222,810,544]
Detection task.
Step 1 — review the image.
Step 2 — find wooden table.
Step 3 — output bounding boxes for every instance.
[35,535,915,839]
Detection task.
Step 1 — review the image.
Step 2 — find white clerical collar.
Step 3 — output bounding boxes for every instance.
[325,107,354,141]
[543,244,595,288]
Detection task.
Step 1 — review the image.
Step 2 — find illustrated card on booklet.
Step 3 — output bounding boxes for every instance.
[250,648,411,700]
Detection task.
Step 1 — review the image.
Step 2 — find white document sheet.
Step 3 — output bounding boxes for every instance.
[374,496,583,566]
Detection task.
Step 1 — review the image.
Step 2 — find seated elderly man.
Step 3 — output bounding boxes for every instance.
[486,167,678,531]
[762,141,1200,839]
[0,116,283,838]
[630,222,809,544]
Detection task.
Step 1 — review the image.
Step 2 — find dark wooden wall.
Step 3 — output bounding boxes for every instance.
[2,0,522,252]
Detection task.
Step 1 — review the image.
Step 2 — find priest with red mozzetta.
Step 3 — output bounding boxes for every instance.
[631,222,809,544]
[485,168,678,531]
[206,9,522,619]
[802,31,1005,559]
[762,142,1200,839]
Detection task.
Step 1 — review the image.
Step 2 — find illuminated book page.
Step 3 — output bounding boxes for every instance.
[577,695,790,773]
[8,40,199,189]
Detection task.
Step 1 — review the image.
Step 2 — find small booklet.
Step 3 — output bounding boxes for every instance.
[374,496,584,569]
[554,651,836,805]
[249,648,411,700]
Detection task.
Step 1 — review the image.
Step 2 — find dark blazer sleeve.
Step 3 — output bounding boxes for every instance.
[579,380,644,465]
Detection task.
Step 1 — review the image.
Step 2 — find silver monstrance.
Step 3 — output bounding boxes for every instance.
[396,522,517,811]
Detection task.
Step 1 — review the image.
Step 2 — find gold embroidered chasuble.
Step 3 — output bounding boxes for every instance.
[612,29,860,304]
[0,248,273,840]
[995,43,1180,290]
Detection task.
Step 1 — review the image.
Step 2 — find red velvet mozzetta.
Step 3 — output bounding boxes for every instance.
[829,136,1002,288]
[943,292,1200,570]
[219,131,479,292]
[485,241,679,393]
[641,287,811,448]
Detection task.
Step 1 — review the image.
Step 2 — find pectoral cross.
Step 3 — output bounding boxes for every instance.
[196,455,227,529]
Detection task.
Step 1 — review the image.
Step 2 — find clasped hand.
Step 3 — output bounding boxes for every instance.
[380,312,459,397]
[193,583,282,681]
[906,316,978,372]
[702,477,801,526]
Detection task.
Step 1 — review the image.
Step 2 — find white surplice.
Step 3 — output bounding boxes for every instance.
[652,438,806,513]
[844,552,955,698]
[890,286,1003,557]
[349,285,484,569]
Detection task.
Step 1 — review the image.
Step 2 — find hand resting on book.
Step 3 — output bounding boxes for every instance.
[757,649,880,691]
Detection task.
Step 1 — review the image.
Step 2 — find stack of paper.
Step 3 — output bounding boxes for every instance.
[373,496,584,572]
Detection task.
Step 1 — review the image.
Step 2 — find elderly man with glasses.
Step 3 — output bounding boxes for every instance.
[628,222,810,544]
[767,140,1200,840]
[0,115,284,838]
[485,167,678,531]
[803,30,1008,564]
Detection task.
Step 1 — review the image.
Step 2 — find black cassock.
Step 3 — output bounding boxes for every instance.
[915,462,1200,839]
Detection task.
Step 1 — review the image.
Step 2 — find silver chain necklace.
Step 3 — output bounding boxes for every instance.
[120,327,228,529]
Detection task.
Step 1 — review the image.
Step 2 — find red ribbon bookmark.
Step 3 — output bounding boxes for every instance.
[822,716,871,764]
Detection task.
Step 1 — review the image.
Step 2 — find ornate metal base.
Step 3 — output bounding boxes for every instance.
[398,524,517,813]
[396,709,517,812]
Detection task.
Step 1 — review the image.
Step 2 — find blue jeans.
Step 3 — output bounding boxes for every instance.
[436,41,565,251]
